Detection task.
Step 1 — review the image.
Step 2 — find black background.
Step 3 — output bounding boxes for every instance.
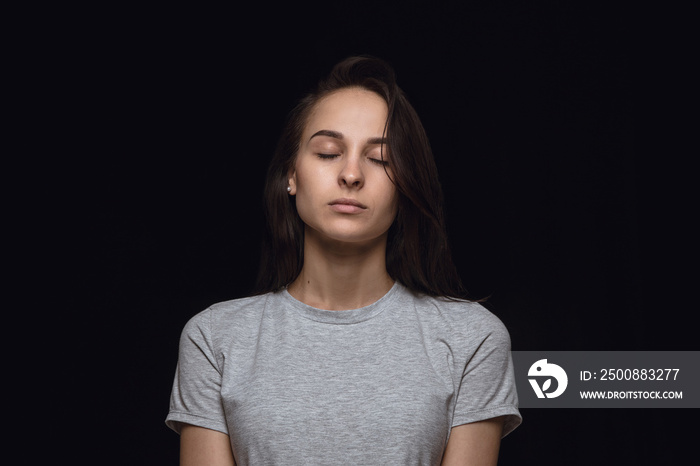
[40,1,695,464]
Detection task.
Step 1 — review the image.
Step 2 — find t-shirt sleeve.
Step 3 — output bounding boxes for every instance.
[451,307,522,437]
[165,308,229,435]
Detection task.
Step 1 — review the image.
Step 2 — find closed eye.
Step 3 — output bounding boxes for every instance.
[317,153,339,159]
[369,157,389,166]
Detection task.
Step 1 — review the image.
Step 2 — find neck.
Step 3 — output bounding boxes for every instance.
[287,228,394,310]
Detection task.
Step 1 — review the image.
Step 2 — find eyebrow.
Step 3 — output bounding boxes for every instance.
[309,129,343,141]
[308,129,387,145]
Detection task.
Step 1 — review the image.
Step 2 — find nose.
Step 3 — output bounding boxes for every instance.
[338,155,364,189]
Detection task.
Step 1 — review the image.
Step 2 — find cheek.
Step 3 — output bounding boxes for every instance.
[293,169,324,225]
[294,158,327,191]
[294,167,320,202]
[379,179,399,211]
[373,185,399,228]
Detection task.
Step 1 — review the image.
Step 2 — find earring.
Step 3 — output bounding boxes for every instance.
[287,186,292,193]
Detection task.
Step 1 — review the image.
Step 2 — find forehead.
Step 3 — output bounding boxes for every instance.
[303,88,388,136]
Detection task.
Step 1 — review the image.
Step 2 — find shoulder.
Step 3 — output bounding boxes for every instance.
[180,292,276,343]
[408,291,512,346]
[208,292,275,322]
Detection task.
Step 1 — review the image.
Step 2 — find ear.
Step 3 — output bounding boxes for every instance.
[287,170,297,196]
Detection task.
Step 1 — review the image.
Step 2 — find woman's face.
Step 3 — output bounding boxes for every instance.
[289,87,399,246]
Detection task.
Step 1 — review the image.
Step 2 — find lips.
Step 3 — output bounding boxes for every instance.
[329,198,367,208]
[328,198,367,213]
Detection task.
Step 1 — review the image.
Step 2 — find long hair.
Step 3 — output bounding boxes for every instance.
[253,56,469,300]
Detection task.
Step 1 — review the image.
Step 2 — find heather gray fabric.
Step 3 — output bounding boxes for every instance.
[166,282,521,465]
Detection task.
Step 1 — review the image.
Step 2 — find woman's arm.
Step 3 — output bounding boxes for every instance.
[180,424,235,466]
[441,416,505,466]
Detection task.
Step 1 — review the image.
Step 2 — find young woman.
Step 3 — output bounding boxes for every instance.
[166,56,521,465]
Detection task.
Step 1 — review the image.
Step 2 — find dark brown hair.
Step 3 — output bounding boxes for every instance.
[253,55,468,300]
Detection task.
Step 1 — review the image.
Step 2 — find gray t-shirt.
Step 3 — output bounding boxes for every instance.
[166,282,521,465]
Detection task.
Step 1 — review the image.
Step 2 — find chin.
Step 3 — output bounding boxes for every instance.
[310,227,388,247]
